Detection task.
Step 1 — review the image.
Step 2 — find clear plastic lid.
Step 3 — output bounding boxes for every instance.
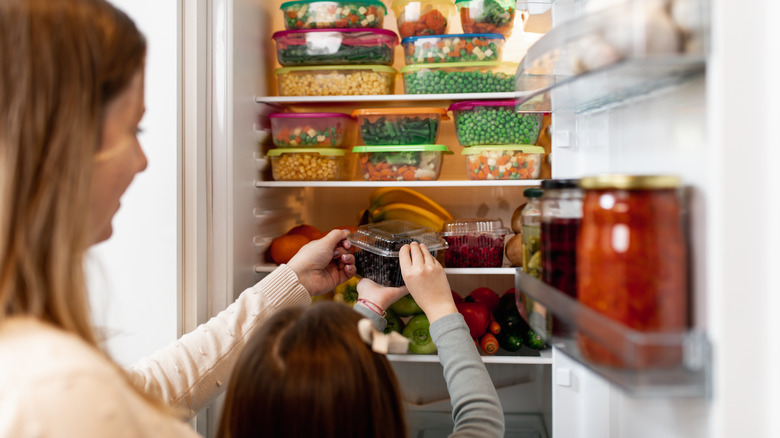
[400,61,516,73]
[461,145,545,155]
[440,218,509,236]
[400,33,505,44]
[268,112,354,119]
[348,220,448,256]
[351,107,449,119]
[275,65,397,74]
[272,28,398,42]
[267,148,346,156]
[352,144,450,153]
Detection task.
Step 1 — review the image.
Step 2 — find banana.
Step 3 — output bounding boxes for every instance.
[368,187,453,221]
[371,202,447,231]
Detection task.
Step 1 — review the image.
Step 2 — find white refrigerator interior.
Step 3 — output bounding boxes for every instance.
[178,0,780,437]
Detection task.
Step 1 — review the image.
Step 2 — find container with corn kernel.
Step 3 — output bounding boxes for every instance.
[274,65,397,96]
[267,148,352,181]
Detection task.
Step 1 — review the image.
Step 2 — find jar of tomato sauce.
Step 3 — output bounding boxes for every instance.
[577,175,688,369]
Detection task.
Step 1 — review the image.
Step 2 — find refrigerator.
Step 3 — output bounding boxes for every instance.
[177,0,780,436]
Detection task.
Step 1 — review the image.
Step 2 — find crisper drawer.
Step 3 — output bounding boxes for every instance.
[406,411,549,438]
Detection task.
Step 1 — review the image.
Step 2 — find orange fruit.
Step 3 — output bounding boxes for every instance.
[286,224,323,241]
[270,234,310,265]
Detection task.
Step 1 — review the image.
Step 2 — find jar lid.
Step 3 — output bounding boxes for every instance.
[267,148,346,156]
[523,187,543,198]
[540,179,579,189]
[579,174,682,190]
[440,218,509,236]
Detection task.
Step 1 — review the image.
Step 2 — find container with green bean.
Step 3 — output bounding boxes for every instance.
[448,99,544,146]
[351,107,448,145]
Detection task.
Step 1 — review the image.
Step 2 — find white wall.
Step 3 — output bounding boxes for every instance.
[87,0,179,366]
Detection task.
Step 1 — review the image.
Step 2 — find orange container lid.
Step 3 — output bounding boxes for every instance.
[352,107,449,120]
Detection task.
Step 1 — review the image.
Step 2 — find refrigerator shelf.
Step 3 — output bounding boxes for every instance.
[255,92,529,105]
[514,0,709,113]
[255,180,542,188]
[515,271,712,398]
[254,264,524,275]
[389,346,552,365]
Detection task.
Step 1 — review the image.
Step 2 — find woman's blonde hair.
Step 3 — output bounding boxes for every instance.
[217,301,408,438]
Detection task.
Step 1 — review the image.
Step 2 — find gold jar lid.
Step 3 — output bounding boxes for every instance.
[579,174,682,190]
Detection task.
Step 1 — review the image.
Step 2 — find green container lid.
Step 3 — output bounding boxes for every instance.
[275,65,397,75]
[400,61,517,73]
[267,148,346,156]
[281,0,388,13]
[461,144,545,155]
[352,144,450,153]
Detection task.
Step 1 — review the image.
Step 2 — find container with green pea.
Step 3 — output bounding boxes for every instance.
[448,99,544,145]
[400,61,517,94]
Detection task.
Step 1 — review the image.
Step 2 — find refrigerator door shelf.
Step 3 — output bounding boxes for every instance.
[515,271,712,398]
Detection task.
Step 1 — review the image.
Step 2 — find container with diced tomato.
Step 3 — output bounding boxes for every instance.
[391,0,456,38]
[462,145,544,180]
[400,33,505,64]
[269,112,355,148]
[353,144,450,181]
[456,0,517,37]
[280,0,387,30]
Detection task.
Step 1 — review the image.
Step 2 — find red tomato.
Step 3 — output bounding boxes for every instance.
[456,301,490,339]
[451,290,464,303]
[469,287,500,314]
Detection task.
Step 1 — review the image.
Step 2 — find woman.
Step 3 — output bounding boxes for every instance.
[218,242,505,438]
[0,1,355,436]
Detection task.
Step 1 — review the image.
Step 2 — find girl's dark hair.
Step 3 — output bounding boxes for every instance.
[218,301,408,438]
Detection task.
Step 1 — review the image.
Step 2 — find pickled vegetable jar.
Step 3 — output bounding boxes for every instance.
[519,187,552,339]
[540,179,582,336]
[577,175,688,369]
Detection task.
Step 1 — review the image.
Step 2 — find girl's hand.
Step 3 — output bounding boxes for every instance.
[287,229,356,296]
[356,278,409,315]
[398,242,457,323]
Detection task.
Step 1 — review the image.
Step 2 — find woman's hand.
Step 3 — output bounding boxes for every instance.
[287,229,356,297]
[398,242,457,323]
[356,278,409,315]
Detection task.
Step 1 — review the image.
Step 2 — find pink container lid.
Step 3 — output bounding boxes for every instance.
[272,28,399,42]
[448,99,515,112]
[269,112,355,119]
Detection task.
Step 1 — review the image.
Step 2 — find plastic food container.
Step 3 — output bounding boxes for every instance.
[353,144,449,181]
[269,112,355,148]
[462,145,544,180]
[455,0,517,37]
[391,0,456,38]
[280,0,387,30]
[440,218,509,267]
[274,65,397,96]
[271,28,398,66]
[348,220,448,286]
[351,107,448,145]
[400,33,505,64]
[400,61,517,94]
[267,148,351,181]
[448,100,544,145]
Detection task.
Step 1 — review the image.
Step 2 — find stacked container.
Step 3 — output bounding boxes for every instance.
[273,1,399,97]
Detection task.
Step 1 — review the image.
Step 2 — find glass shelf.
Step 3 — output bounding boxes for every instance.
[254,179,542,189]
[515,271,711,398]
[514,0,709,113]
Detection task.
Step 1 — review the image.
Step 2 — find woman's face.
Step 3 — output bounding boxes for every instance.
[89,70,147,244]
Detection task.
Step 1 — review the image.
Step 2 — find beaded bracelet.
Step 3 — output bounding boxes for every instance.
[357,298,386,318]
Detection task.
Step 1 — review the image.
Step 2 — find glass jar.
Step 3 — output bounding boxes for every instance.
[577,175,688,369]
[540,179,582,337]
[520,187,551,339]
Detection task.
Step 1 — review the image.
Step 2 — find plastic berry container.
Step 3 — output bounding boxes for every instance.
[400,33,505,65]
[400,61,517,94]
[448,100,544,145]
[353,144,450,181]
[462,145,544,180]
[271,28,398,66]
[390,0,456,38]
[351,107,449,145]
[455,0,517,37]
[274,65,397,96]
[280,0,387,30]
[269,112,355,148]
[267,148,351,181]
[348,220,448,286]
[440,218,509,267]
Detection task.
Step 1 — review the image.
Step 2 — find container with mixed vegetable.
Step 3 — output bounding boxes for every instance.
[401,33,505,64]
[456,0,517,37]
[280,0,387,30]
[353,144,449,181]
[391,0,456,38]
